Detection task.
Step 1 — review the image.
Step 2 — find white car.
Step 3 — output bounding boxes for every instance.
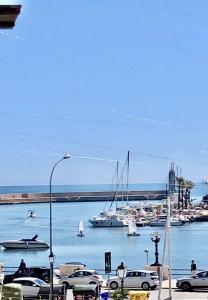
[176,271,208,291]
[12,277,63,298]
[59,269,103,289]
[107,270,159,290]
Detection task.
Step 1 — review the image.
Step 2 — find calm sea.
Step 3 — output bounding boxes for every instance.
[0,183,207,274]
[0,182,207,195]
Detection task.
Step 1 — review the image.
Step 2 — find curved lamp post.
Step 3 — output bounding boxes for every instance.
[49,154,71,300]
[150,232,161,266]
[117,264,127,300]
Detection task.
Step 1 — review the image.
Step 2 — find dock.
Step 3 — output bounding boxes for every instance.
[0,190,167,205]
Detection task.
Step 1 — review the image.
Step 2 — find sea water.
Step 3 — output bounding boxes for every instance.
[0,183,207,274]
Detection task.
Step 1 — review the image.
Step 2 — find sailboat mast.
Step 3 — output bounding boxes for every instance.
[126,151,130,205]
[121,175,124,205]
[116,161,119,209]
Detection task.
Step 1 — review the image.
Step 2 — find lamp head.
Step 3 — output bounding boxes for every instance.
[63,154,71,159]
[150,232,160,241]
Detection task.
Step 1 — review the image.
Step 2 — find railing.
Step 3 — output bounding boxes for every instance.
[3,266,204,276]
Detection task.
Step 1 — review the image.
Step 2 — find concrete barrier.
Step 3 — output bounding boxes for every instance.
[145,265,169,280]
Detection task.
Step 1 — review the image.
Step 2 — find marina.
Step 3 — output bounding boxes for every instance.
[0,190,207,272]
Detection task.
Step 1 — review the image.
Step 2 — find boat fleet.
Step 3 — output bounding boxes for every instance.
[88,196,203,232]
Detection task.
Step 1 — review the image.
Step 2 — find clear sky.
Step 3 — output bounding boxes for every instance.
[1,0,208,185]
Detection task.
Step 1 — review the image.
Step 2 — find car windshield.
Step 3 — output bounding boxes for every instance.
[34,278,47,286]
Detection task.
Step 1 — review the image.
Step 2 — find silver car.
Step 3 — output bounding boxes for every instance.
[176,271,208,291]
[12,277,63,298]
[59,269,103,289]
[107,270,159,290]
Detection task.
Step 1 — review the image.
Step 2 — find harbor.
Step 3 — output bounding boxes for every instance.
[0,197,207,270]
[1,1,208,299]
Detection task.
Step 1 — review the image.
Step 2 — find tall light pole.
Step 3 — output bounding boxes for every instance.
[117,263,127,300]
[49,154,70,300]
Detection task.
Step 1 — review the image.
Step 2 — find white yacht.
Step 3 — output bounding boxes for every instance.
[89,213,125,227]
[89,153,131,228]
[0,235,49,249]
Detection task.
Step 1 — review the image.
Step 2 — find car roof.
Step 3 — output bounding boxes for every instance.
[74,269,96,273]
[28,266,48,269]
[127,270,154,274]
[13,277,41,281]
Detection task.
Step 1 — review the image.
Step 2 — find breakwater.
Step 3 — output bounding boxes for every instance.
[0,190,167,204]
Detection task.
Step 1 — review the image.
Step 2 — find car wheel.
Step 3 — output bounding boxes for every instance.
[181,282,192,292]
[110,281,119,290]
[62,281,70,290]
[89,281,97,285]
[142,282,150,290]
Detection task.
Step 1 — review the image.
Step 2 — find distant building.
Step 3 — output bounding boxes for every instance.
[0,5,21,29]
[168,162,175,193]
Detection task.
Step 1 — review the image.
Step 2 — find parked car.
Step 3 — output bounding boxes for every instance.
[176,271,208,291]
[59,269,103,289]
[4,266,59,284]
[12,277,64,299]
[107,270,159,290]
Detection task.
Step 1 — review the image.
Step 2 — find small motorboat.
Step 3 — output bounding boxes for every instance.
[0,235,49,249]
[77,220,85,237]
[127,219,140,236]
[28,210,36,219]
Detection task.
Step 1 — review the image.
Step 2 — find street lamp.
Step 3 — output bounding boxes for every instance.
[49,154,70,300]
[144,249,149,265]
[150,232,161,266]
[117,263,127,300]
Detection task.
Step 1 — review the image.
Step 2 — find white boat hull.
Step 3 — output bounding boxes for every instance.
[149,220,183,227]
[89,219,124,227]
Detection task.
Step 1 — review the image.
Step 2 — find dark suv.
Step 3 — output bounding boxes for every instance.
[4,266,50,284]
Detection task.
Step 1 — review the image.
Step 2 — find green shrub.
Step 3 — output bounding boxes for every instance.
[111,288,129,300]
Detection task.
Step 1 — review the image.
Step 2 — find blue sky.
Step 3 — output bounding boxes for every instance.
[1,0,208,185]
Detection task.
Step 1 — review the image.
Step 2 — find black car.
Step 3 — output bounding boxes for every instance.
[4,266,50,284]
